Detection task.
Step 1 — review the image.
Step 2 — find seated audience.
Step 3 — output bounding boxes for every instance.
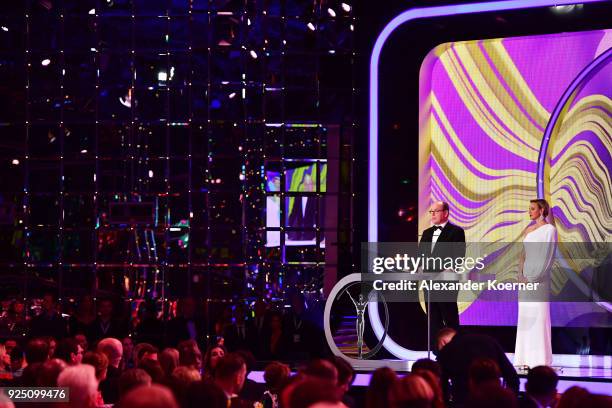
[236,349,265,402]
[0,392,14,408]
[282,378,344,408]
[177,340,202,372]
[519,365,559,408]
[8,346,25,379]
[413,369,444,408]
[436,328,519,404]
[411,359,442,380]
[118,368,152,399]
[202,344,226,379]
[121,336,135,369]
[331,356,356,407]
[469,358,502,392]
[557,386,590,408]
[299,359,338,385]
[54,337,83,365]
[57,364,99,408]
[138,358,165,383]
[168,366,202,406]
[97,337,124,404]
[262,361,291,408]
[184,381,228,408]
[390,373,434,408]
[135,343,158,366]
[366,367,397,408]
[25,338,50,365]
[214,353,250,407]
[466,383,518,408]
[36,358,67,387]
[159,347,179,379]
[82,351,109,405]
[74,334,88,354]
[118,384,178,408]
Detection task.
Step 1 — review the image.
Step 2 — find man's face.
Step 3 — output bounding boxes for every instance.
[429,203,449,225]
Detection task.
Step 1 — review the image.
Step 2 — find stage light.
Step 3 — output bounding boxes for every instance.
[81,149,88,154]
[341,3,352,12]
[11,159,19,165]
[158,71,168,81]
[119,90,132,108]
[551,4,582,13]
[249,50,258,59]
[1,26,8,32]
[350,24,354,31]
[307,22,316,31]
[327,8,336,17]
[229,92,236,99]
[41,59,51,66]
[88,8,95,15]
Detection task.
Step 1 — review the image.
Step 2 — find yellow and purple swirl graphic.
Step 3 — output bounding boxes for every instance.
[419,30,611,325]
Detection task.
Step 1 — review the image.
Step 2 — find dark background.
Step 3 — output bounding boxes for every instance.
[0,0,610,353]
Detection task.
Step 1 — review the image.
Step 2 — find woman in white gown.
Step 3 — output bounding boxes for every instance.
[514,199,557,368]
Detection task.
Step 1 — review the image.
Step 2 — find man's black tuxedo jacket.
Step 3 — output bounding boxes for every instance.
[418,222,466,272]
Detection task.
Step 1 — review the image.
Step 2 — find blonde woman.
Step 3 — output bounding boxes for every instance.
[514,199,557,368]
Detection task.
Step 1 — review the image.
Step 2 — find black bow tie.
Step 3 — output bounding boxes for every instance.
[433,225,443,231]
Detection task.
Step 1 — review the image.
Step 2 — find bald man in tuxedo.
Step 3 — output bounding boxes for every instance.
[419,201,466,350]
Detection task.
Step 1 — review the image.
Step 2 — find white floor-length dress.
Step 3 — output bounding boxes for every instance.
[514,223,557,367]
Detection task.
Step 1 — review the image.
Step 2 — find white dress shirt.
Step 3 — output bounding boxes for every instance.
[430,221,448,252]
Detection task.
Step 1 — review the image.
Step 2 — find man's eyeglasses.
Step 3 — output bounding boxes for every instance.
[428,210,445,214]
